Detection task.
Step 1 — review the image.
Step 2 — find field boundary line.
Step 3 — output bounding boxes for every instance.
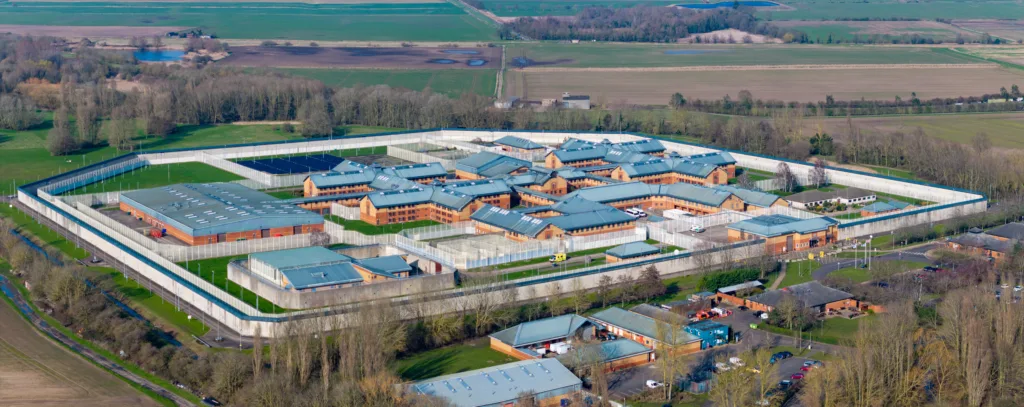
[0,321,97,396]
[521,63,1000,72]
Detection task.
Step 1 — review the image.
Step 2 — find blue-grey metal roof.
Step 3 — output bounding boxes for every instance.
[410,359,581,407]
[356,255,412,277]
[559,138,596,150]
[366,187,434,209]
[446,179,513,197]
[250,246,352,270]
[657,183,735,207]
[716,280,764,294]
[511,186,561,203]
[685,152,736,166]
[490,314,593,347]
[550,196,616,214]
[551,146,608,163]
[308,170,377,188]
[332,160,371,172]
[590,307,700,345]
[548,208,635,232]
[471,205,553,237]
[280,263,364,289]
[556,338,651,365]
[494,135,545,150]
[605,242,660,259]
[614,139,666,154]
[727,215,838,238]
[861,200,910,213]
[368,173,420,190]
[714,185,783,208]
[456,152,531,177]
[619,158,716,178]
[120,183,323,238]
[563,182,654,203]
[601,148,653,164]
[382,162,448,180]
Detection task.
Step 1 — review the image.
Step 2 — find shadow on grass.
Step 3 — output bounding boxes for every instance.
[398,348,459,381]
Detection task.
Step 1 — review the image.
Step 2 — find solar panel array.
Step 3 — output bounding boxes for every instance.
[236,155,345,175]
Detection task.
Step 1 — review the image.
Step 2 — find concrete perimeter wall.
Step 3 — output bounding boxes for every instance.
[16,129,986,336]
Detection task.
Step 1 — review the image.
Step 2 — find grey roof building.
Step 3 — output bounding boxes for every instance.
[986,222,1024,241]
[860,200,911,214]
[456,152,532,178]
[490,314,595,349]
[471,205,554,238]
[409,359,581,407]
[494,135,545,151]
[746,281,854,311]
[605,242,661,260]
[786,187,876,206]
[590,307,701,346]
[120,183,323,238]
[713,185,784,209]
[248,246,412,290]
[727,215,838,238]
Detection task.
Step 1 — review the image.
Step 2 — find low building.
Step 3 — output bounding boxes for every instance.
[120,183,324,246]
[859,200,912,217]
[409,359,582,407]
[985,222,1024,241]
[946,227,1017,263]
[494,135,546,153]
[683,320,730,350]
[590,307,703,357]
[727,215,839,254]
[605,241,662,263]
[562,93,591,110]
[786,187,876,210]
[556,338,653,372]
[489,314,596,360]
[247,246,411,292]
[471,205,564,242]
[713,185,788,211]
[744,281,857,313]
[455,151,532,180]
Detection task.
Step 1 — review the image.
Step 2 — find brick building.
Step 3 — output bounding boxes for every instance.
[455,151,531,180]
[409,359,582,407]
[743,281,857,313]
[494,135,546,154]
[246,246,411,292]
[727,215,839,254]
[610,158,729,186]
[303,161,446,197]
[119,183,324,246]
[590,307,703,357]
[359,180,513,225]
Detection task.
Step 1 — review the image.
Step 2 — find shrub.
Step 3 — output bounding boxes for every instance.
[698,267,761,291]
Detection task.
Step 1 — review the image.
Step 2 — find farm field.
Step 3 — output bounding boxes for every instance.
[476,0,678,16]
[767,0,1024,20]
[802,112,1024,149]
[0,2,495,41]
[505,44,981,68]
[282,68,497,97]
[510,66,1024,104]
[771,21,977,42]
[959,46,1024,67]
[0,296,159,407]
[953,20,1024,42]
[220,46,501,69]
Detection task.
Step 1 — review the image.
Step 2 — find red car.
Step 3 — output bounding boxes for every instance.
[801,366,814,372]
[791,373,805,380]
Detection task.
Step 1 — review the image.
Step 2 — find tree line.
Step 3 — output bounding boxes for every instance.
[499,7,805,43]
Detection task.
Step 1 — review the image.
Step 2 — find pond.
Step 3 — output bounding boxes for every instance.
[134,50,186,62]
[677,1,780,9]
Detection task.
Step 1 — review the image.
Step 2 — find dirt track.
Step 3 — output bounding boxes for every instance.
[520,63,999,73]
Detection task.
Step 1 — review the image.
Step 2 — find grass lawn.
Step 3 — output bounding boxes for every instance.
[467,244,633,273]
[62,162,243,195]
[176,255,289,314]
[835,212,863,220]
[325,215,440,235]
[875,192,933,206]
[831,260,928,283]
[863,165,917,180]
[395,337,517,381]
[738,167,774,181]
[778,260,819,288]
[88,266,211,337]
[282,68,498,98]
[0,205,90,260]
[762,314,876,345]
[267,190,304,199]
[0,2,496,41]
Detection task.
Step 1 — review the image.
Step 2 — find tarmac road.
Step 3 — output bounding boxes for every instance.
[811,243,941,281]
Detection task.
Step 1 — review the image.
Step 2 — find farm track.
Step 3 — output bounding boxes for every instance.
[521,63,1000,73]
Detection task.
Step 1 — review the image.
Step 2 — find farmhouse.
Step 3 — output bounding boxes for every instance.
[359,179,513,225]
[494,135,546,153]
[786,187,876,210]
[489,314,596,359]
[409,359,582,407]
[605,241,662,263]
[119,183,324,246]
[727,214,839,254]
[590,307,703,356]
[455,151,532,180]
[744,281,857,313]
[859,200,912,217]
[246,246,411,292]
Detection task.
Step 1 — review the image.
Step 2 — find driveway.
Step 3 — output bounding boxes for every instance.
[811,243,941,281]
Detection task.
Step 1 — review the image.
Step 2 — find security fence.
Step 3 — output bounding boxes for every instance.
[41,156,147,195]
[329,203,361,220]
[399,221,475,240]
[386,145,458,171]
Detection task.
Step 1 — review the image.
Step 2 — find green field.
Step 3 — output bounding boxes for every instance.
[507,44,980,68]
[326,215,441,235]
[395,337,517,380]
[779,260,818,287]
[809,112,1024,149]
[0,2,495,41]
[282,68,498,97]
[63,162,243,195]
[767,0,1024,20]
[478,0,678,16]
[176,255,289,313]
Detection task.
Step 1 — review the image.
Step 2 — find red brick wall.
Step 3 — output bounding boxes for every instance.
[121,202,323,246]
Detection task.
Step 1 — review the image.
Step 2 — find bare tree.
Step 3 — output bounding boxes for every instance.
[775,162,797,193]
[809,158,829,188]
[252,325,263,381]
[547,282,567,316]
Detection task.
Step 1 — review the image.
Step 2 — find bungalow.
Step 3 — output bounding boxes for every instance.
[489,314,596,360]
[247,246,411,292]
[744,281,857,313]
[786,187,876,210]
[605,241,662,263]
[946,226,1020,263]
[590,307,703,357]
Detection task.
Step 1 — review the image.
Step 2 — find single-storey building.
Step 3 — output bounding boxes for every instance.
[494,135,546,153]
[120,183,324,246]
[590,307,703,357]
[455,152,532,180]
[946,227,1018,263]
[409,359,582,407]
[605,241,662,263]
[556,338,654,372]
[489,314,596,360]
[727,214,839,254]
[246,246,411,292]
[859,200,912,217]
[744,281,857,313]
[712,280,765,308]
[786,187,876,210]
[303,161,447,197]
[562,94,591,110]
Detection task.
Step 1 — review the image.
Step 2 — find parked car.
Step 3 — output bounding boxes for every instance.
[791,373,805,380]
[202,397,222,406]
[778,380,793,390]
[770,351,793,364]
[690,225,706,233]
[714,362,731,372]
[645,380,664,389]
